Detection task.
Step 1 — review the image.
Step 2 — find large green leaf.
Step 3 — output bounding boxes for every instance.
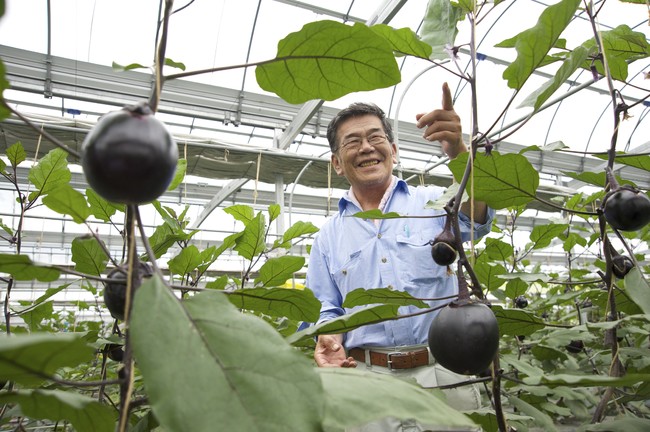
[623,267,650,315]
[146,223,189,260]
[579,25,650,81]
[130,276,325,431]
[168,244,202,276]
[42,184,91,223]
[226,286,321,322]
[448,151,540,209]
[0,333,95,386]
[529,223,569,250]
[418,0,465,60]
[496,0,580,90]
[596,152,650,173]
[342,287,429,309]
[0,60,9,121]
[286,304,401,345]
[492,305,546,336]
[577,417,650,432]
[256,20,400,104]
[0,253,60,282]
[224,204,255,224]
[254,255,305,287]
[86,188,124,222]
[27,148,71,199]
[473,256,508,292]
[0,389,116,432]
[520,45,590,110]
[508,395,559,432]
[19,300,54,331]
[370,24,432,59]
[318,368,475,431]
[524,373,650,388]
[71,235,108,276]
[234,212,266,260]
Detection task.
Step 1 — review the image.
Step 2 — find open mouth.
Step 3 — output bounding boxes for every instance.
[358,160,380,168]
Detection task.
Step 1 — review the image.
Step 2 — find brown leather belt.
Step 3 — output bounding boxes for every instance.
[349,347,430,370]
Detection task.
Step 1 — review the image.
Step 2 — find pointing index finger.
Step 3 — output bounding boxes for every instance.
[442,82,454,111]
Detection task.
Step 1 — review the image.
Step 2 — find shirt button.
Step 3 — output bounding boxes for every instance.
[381,257,387,263]
[377,233,382,239]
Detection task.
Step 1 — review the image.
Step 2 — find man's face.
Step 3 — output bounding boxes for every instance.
[331,114,397,193]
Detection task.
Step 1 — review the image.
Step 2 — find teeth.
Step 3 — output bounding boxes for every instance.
[359,160,378,167]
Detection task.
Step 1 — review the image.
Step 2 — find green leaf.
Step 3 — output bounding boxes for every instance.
[273,220,319,248]
[520,45,590,110]
[529,223,568,250]
[318,368,475,430]
[473,256,508,292]
[0,217,13,236]
[561,170,635,188]
[130,276,325,431]
[164,57,186,71]
[146,224,188,259]
[370,24,432,59]
[167,158,187,191]
[27,148,71,200]
[579,25,650,81]
[34,283,71,305]
[112,61,149,71]
[523,373,650,388]
[86,188,124,221]
[0,59,9,121]
[0,253,60,282]
[508,395,559,432]
[6,141,26,168]
[483,238,514,263]
[352,209,404,220]
[492,305,546,336]
[504,278,528,300]
[41,184,91,223]
[254,255,305,288]
[224,204,255,224]
[624,267,650,315]
[256,20,400,104]
[342,287,429,309]
[496,0,580,90]
[206,275,229,290]
[70,236,109,276]
[234,212,266,260]
[267,203,281,222]
[168,245,202,276]
[0,389,116,432]
[577,417,650,432]
[226,286,321,322]
[418,0,465,60]
[596,152,650,173]
[19,301,53,331]
[498,272,551,284]
[0,333,95,386]
[448,151,540,210]
[286,304,401,345]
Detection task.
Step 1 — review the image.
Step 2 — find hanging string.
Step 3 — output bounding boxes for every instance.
[253,152,262,205]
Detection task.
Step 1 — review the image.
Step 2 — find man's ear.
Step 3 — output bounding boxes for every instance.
[331,153,344,176]
[391,142,398,164]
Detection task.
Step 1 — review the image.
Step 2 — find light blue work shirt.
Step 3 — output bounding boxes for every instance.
[306,177,495,350]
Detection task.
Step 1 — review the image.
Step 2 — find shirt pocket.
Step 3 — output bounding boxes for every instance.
[395,228,448,283]
[331,249,373,295]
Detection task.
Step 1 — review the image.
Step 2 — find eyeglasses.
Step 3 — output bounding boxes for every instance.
[338,133,388,153]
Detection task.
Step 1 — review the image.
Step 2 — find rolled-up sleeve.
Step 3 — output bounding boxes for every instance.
[458,206,496,242]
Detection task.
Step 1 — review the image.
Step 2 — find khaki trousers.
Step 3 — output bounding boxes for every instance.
[346,345,481,432]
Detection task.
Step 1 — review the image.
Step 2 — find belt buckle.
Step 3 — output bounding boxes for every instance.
[387,351,404,369]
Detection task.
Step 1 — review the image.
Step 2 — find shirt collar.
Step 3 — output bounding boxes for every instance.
[337,176,410,214]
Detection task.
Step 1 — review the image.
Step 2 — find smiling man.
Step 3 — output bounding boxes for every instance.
[306,83,495,431]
